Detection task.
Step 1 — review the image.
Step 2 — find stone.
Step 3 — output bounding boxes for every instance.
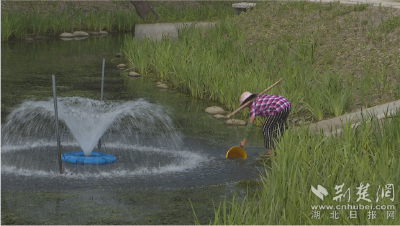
[213,114,227,119]
[156,84,168,89]
[117,64,126,68]
[99,31,108,35]
[60,32,74,38]
[73,31,89,37]
[232,2,256,15]
[225,119,247,126]
[205,106,225,115]
[129,71,141,77]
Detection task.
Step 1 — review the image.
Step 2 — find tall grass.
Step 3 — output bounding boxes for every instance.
[154,2,234,23]
[123,21,356,123]
[1,2,234,42]
[1,9,142,41]
[123,1,400,123]
[201,110,400,225]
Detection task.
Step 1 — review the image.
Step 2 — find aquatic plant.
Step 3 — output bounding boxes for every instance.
[204,109,400,225]
[123,22,353,122]
[1,2,233,42]
[123,1,400,123]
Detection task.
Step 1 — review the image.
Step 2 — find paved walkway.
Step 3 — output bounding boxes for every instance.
[310,100,400,136]
[307,0,400,8]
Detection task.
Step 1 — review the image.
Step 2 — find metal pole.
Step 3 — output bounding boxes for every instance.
[98,59,105,149]
[52,75,63,174]
[101,59,105,101]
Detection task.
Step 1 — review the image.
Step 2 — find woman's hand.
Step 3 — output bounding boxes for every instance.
[240,139,247,148]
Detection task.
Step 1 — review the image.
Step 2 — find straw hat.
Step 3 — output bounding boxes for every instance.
[239,92,257,106]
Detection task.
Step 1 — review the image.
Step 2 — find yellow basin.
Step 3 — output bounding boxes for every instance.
[226,146,247,159]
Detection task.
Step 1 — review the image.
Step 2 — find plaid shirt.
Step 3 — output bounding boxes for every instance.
[249,95,291,117]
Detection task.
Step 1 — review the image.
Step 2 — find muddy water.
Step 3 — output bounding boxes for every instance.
[1,34,266,224]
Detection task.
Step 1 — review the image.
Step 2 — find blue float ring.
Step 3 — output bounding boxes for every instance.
[61,152,117,164]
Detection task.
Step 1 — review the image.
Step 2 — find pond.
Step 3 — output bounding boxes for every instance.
[1,33,266,224]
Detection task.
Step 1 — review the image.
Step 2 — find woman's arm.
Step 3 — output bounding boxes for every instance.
[240,116,255,148]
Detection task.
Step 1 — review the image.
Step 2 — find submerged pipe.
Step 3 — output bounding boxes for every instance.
[52,75,63,174]
[98,59,105,149]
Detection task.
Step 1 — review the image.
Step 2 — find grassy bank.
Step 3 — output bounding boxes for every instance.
[204,109,400,225]
[123,1,400,124]
[1,1,233,42]
[122,3,400,224]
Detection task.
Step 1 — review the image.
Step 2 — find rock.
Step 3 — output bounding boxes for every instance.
[213,114,227,119]
[156,84,168,89]
[99,31,108,35]
[205,106,225,115]
[232,2,257,15]
[25,38,34,41]
[117,64,126,68]
[129,71,141,77]
[225,119,247,126]
[115,53,122,58]
[60,32,74,38]
[73,31,89,37]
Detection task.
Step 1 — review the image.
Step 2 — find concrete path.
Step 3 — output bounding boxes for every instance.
[307,0,400,8]
[310,100,400,136]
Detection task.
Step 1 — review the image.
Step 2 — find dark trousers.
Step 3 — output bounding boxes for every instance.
[262,105,291,149]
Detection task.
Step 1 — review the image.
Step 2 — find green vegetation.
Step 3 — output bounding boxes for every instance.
[153,2,233,22]
[122,3,400,224]
[1,9,141,42]
[123,1,400,125]
[199,110,400,225]
[2,1,400,225]
[0,1,233,42]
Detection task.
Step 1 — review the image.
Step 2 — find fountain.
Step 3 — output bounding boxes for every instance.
[1,97,207,178]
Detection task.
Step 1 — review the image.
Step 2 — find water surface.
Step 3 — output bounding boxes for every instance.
[1,34,266,224]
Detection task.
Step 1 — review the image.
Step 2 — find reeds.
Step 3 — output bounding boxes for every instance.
[154,2,233,23]
[205,110,400,225]
[123,22,355,122]
[123,1,400,123]
[1,2,234,42]
[1,9,142,42]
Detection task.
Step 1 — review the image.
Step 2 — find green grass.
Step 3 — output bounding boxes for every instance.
[1,1,234,42]
[1,9,142,41]
[196,109,400,225]
[123,1,400,125]
[153,2,233,23]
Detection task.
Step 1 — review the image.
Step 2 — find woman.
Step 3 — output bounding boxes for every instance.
[239,91,291,157]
